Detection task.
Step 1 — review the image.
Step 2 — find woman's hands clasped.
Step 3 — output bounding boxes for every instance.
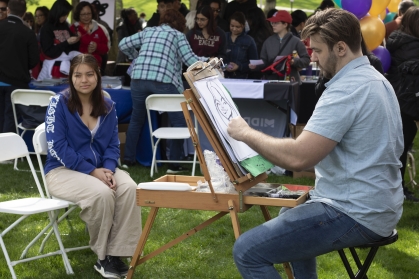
[90,168,116,190]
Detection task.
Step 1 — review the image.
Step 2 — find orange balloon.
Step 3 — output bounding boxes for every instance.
[387,0,401,13]
[369,0,391,16]
[379,8,387,19]
[360,15,386,50]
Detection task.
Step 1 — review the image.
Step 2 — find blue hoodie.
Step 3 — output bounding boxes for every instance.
[44,91,120,175]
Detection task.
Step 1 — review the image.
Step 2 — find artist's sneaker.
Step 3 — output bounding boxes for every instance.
[113,256,129,277]
[404,190,419,202]
[166,166,189,174]
[94,256,121,279]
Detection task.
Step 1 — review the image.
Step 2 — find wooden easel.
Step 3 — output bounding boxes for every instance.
[127,59,303,279]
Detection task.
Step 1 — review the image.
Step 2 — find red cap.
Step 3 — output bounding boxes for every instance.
[267,10,292,24]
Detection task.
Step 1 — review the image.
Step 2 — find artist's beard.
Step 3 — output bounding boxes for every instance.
[319,51,337,79]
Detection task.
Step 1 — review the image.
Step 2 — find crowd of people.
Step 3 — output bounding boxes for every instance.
[0,0,418,278]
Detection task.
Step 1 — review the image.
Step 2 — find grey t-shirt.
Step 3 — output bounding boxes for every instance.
[305,56,404,237]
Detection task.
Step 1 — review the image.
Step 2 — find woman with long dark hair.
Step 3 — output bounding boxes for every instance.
[44,54,142,279]
[224,11,258,79]
[186,5,227,60]
[246,7,273,56]
[34,6,49,37]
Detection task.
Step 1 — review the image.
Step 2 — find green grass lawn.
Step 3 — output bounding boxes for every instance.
[0,148,418,278]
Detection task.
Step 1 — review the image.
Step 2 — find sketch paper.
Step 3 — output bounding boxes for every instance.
[194,77,258,161]
[249,59,264,66]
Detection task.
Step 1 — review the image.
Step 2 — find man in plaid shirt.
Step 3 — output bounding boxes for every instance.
[119,8,207,173]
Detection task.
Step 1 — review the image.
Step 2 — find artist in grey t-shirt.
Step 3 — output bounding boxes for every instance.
[305,55,404,237]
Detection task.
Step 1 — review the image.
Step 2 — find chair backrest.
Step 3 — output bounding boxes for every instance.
[0,132,47,198]
[33,123,51,198]
[33,123,48,156]
[102,90,111,100]
[11,89,56,107]
[146,94,191,112]
[0,132,29,161]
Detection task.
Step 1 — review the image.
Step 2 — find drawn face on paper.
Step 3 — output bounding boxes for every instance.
[217,96,232,120]
[207,81,238,127]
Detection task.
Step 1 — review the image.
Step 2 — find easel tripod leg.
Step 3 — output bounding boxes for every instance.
[228,200,241,239]
[127,207,159,279]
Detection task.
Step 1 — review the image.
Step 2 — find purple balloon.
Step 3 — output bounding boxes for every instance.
[341,0,372,19]
[372,46,391,73]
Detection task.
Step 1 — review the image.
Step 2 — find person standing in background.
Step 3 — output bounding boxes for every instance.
[249,10,310,82]
[34,6,49,38]
[203,0,229,32]
[186,5,227,61]
[23,10,34,29]
[173,0,189,17]
[386,6,419,202]
[119,9,207,172]
[385,0,415,41]
[0,0,8,21]
[290,9,307,39]
[116,7,142,63]
[38,0,80,80]
[0,0,38,135]
[224,11,258,79]
[147,0,174,28]
[70,1,109,71]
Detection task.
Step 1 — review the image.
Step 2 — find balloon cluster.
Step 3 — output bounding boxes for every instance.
[333,0,400,72]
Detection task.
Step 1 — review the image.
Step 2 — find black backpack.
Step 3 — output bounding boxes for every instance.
[394,60,419,121]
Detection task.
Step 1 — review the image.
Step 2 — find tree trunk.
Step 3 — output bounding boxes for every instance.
[264,0,277,15]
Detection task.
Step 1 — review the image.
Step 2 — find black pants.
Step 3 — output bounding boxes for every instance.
[0,85,20,133]
[400,112,417,190]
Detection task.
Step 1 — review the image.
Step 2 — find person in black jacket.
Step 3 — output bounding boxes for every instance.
[385,6,419,202]
[146,0,174,28]
[0,0,39,133]
[38,0,80,80]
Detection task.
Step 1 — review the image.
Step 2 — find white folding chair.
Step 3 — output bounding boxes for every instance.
[146,94,198,177]
[32,123,90,254]
[102,90,111,99]
[11,89,56,170]
[0,132,74,279]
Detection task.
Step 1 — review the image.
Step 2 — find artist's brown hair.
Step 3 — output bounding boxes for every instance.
[301,8,361,53]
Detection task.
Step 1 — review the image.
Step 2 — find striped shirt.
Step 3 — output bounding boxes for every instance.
[119,24,207,93]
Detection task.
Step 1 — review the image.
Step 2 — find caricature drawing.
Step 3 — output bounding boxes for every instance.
[206,80,239,127]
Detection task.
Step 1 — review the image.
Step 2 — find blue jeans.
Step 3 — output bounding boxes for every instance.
[233,202,383,279]
[124,79,186,163]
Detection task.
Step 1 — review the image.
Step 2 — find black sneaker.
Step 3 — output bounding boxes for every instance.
[113,256,129,277]
[404,190,419,202]
[94,256,121,279]
[166,166,189,174]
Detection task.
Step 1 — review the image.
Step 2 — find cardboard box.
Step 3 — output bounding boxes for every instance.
[118,123,129,160]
